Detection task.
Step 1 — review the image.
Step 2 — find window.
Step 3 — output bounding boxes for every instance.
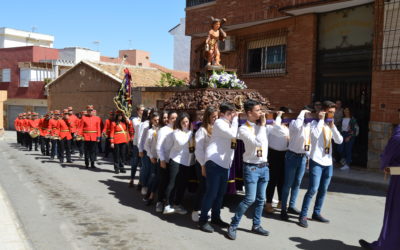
[247,44,286,75]
[186,0,215,8]
[19,68,54,87]
[1,69,11,82]
[375,0,400,70]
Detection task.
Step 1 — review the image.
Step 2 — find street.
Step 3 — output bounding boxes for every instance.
[0,131,386,250]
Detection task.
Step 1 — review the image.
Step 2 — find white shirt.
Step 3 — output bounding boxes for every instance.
[238,120,268,164]
[206,117,239,169]
[341,118,350,132]
[131,117,141,146]
[310,119,343,166]
[138,120,149,153]
[288,110,312,154]
[168,129,195,167]
[144,127,158,159]
[156,124,174,162]
[195,127,212,167]
[268,116,290,151]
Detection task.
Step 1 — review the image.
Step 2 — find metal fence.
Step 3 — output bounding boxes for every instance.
[374,0,400,70]
[186,0,215,8]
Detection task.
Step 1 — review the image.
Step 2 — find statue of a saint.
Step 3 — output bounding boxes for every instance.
[204,17,227,66]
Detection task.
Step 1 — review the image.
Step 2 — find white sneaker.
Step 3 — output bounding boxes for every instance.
[163,205,175,214]
[191,211,199,222]
[173,205,188,215]
[156,202,163,213]
[340,164,350,170]
[141,187,148,196]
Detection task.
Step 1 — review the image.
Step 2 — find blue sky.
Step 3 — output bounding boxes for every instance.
[0,0,186,69]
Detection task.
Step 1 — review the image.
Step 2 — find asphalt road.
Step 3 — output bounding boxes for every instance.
[0,131,386,250]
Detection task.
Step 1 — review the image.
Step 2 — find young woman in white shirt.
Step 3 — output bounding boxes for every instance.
[162,112,195,215]
[143,111,160,206]
[192,106,218,222]
[155,111,178,213]
[137,108,151,195]
[265,108,290,213]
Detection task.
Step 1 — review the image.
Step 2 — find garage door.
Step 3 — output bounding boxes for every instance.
[34,106,48,116]
[7,105,25,130]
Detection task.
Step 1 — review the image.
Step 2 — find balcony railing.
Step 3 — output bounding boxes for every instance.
[186,0,215,8]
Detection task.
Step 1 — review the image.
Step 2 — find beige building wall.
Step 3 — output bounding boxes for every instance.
[0,91,8,134]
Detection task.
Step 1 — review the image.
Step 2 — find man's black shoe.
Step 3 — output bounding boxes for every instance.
[60,159,64,163]
[226,226,236,240]
[288,207,300,215]
[198,222,214,233]
[298,217,308,228]
[312,213,330,223]
[359,239,372,249]
[120,168,126,173]
[114,168,119,174]
[67,160,73,163]
[251,226,269,236]
[211,218,229,228]
[280,211,289,221]
[90,162,96,168]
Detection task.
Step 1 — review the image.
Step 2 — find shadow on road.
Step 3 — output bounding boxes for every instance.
[289,237,360,250]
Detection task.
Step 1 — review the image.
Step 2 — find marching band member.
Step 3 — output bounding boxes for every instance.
[38,113,51,156]
[56,109,73,163]
[102,111,115,158]
[110,111,132,174]
[299,101,343,228]
[49,110,61,160]
[78,105,101,169]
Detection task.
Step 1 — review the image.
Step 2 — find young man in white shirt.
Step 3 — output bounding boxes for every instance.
[299,101,343,228]
[129,105,145,188]
[199,102,238,233]
[280,107,313,221]
[226,100,269,240]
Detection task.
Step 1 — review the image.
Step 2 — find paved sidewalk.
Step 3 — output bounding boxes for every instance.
[0,184,31,250]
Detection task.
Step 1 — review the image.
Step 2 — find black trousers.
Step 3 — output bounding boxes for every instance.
[40,136,50,156]
[50,139,59,159]
[104,138,111,157]
[32,137,39,150]
[17,131,21,144]
[76,140,84,156]
[266,148,286,203]
[84,141,97,166]
[70,133,77,154]
[157,163,170,203]
[26,134,33,150]
[58,138,72,162]
[194,162,206,211]
[174,163,193,206]
[112,143,127,170]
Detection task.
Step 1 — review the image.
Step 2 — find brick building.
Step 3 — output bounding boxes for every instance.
[0,46,59,129]
[185,0,400,168]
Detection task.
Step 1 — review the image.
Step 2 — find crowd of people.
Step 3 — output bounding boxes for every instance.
[12,100,398,248]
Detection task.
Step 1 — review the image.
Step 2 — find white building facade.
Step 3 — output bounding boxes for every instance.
[0,27,54,48]
[169,18,191,72]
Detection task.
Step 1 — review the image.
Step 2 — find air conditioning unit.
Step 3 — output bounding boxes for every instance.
[219,36,235,52]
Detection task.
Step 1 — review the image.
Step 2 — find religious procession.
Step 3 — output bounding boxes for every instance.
[1,1,399,249]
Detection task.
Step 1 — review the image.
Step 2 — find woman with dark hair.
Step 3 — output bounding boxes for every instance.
[192,106,218,222]
[338,107,359,170]
[162,112,195,215]
[160,111,169,128]
[138,108,154,195]
[155,110,178,213]
[110,111,133,174]
[143,111,160,205]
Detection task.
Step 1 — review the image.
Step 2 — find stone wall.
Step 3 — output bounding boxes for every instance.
[368,121,395,169]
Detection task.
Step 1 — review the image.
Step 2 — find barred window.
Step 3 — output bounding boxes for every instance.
[246,36,287,76]
[375,0,400,70]
[186,0,215,8]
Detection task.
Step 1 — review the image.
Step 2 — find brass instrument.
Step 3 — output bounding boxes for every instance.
[75,135,84,141]
[29,129,40,138]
